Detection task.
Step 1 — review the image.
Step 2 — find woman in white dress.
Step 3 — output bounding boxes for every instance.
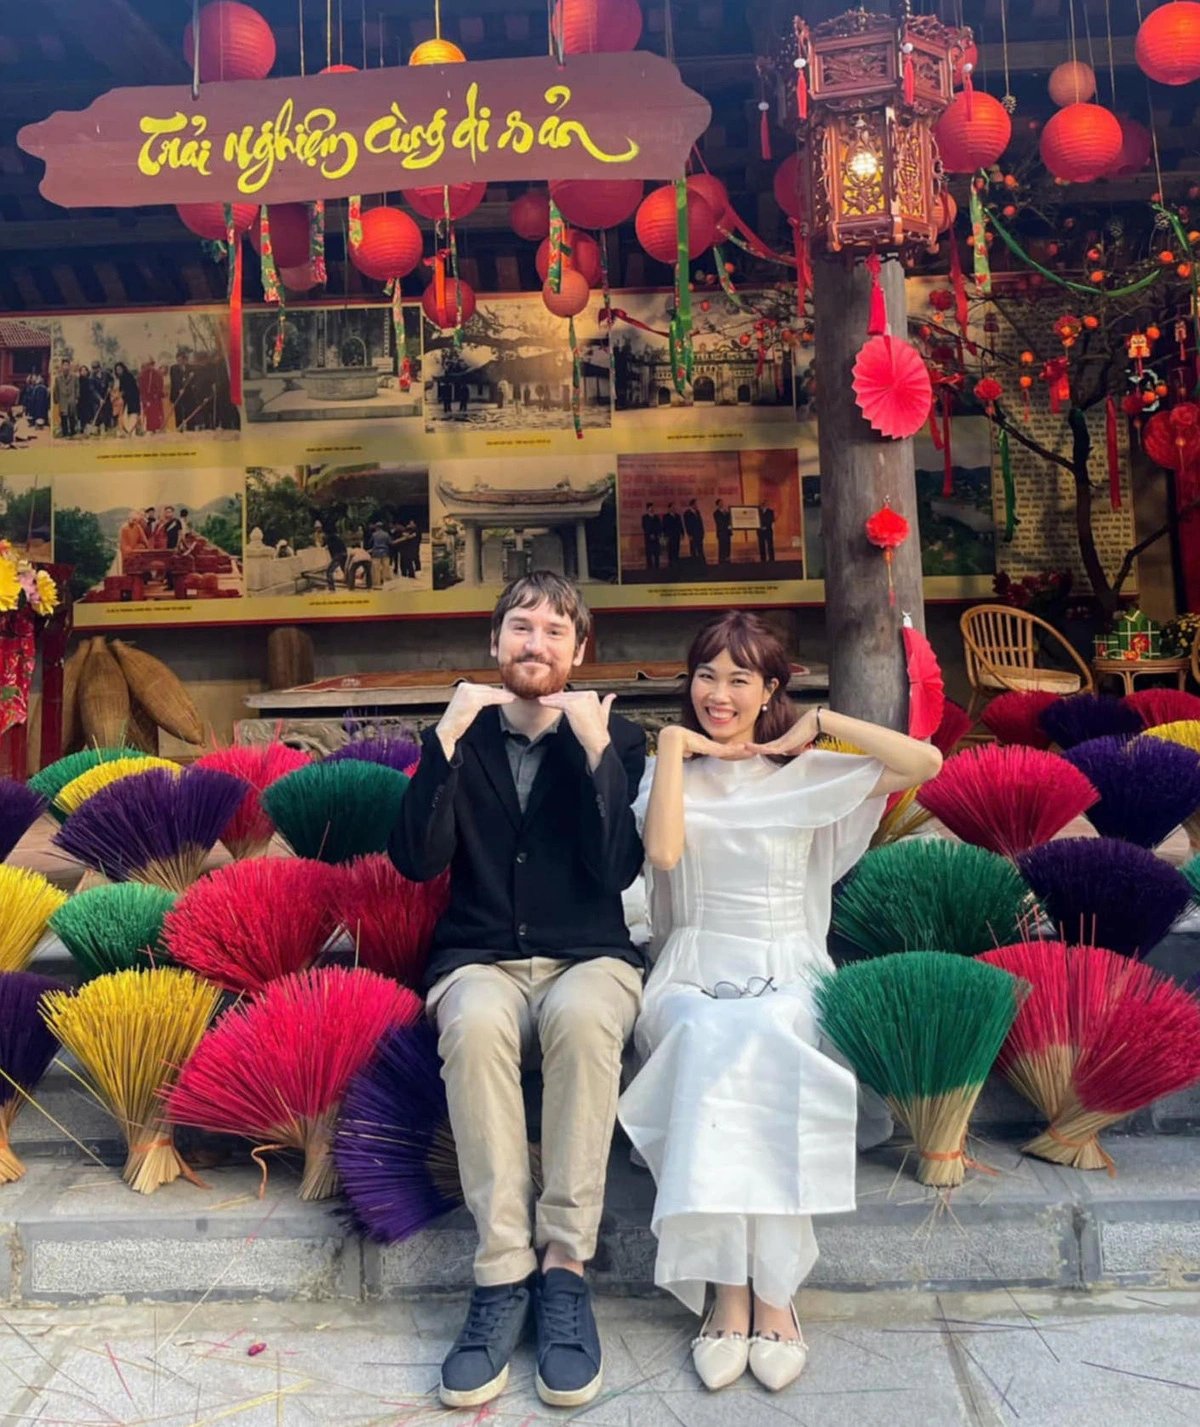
[618,612,941,1392]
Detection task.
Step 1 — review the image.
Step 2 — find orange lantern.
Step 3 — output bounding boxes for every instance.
[422,278,476,329]
[349,207,424,283]
[510,191,550,241]
[409,38,466,64]
[549,178,644,229]
[249,204,311,268]
[553,0,643,55]
[1107,115,1153,177]
[1039,103,1122,183]
[1136,1,1200,86]
[634,186,716,263]
[934,92,1012,174]
[403,183,487,222]
[183,0,276,82]
[536,230,602,286]
[937,192,958,232]
[176,202,258,240]
[1048,60,1096,107]
[542,270,591,318]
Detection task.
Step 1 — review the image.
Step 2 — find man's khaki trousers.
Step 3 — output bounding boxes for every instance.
[428,955,643,1286]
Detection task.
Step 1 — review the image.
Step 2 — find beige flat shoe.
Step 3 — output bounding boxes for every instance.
[691,1306,750,1391]
[748,1303,808,1392]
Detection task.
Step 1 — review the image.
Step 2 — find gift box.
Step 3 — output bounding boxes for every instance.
[1110,608,1162,660]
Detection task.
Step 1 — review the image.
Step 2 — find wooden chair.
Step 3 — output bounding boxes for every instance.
[960,604,1095,721]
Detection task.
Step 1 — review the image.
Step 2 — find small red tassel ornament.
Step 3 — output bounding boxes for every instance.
[865,501,911,607]
[1105,396,1122,510]
[902,42,916,104]
[796,56,808,119]
[759,101,771,161]
[865,252,887,336]
[974,376,1003,416]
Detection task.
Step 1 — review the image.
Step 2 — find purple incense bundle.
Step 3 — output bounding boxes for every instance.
[53,766,249,894]
[334,1018,462,1242]
[325,737,421,773]
[0,779,46,862]
[1018,837,1192,958]
[1063,735,1200,847]
[1039,694,1144,750]
[0,970,68,1182]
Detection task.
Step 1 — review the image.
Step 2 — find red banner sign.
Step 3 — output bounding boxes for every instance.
[18,54,711,208]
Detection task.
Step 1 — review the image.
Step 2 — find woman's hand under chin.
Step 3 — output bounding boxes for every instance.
[659,726,757,761]
[744,708,819,759]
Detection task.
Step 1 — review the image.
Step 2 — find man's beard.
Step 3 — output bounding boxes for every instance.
[501,656,569,698]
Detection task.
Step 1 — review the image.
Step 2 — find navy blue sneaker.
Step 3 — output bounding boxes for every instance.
[534,1268,603,1407]
[439,1279,531,1409]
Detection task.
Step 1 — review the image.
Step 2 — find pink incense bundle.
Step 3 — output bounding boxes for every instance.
[980,691,1059,750]
[193,743,312,859]
[162,857,340,993]
[931,699,972,757]
[166,966,422,1199]
[335,855,450,990]
[917,744,1099,859]
[1123,687,1200,731]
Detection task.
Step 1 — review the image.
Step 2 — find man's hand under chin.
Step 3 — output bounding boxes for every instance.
[538,691,616,771]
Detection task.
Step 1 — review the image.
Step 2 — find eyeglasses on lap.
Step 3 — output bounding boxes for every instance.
[694,976,778,1000]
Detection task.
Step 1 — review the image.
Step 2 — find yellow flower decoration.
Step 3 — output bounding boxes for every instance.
[0,556,19,614]
[33,569,58,615]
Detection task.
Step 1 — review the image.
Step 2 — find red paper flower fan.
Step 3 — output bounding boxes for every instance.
[852,335,933,440]
[902,619,945,741]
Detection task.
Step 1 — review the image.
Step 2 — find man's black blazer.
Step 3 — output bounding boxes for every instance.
[389,706,647,991]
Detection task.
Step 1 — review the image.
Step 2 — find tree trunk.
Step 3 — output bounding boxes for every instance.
[813,254,925,730]
[1067,406,1117,615]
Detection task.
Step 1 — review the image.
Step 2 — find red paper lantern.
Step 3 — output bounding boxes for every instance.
[549,178,643,229]
[183,1,276,82]
[1039,103,1123,183]
[279,263,321,292]
[409,37,466,64]
[933,92,1012,174]
[320,64,357,74]
[686,174,732,237]
[1136,1,1200,85]
[422,278,477,329]
[553,0,642,55]
[536,231,602,286]
[249,204,311,268]
[350,207,424,282]
[0,385,20,411]
[542,270,591,318]
[772,154,806,220]
[402,183,487,222]
[635,185,716,264]
[176,202,258,240]
[1107,115,1153,177]
[510,190,550,241]
[1048,60,1096,107]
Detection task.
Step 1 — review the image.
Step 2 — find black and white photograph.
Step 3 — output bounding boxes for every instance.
[242,304,422,427]
[0,318,54,449]
[422,296,611,434]
[51,311,240,442]
[244,463,431,597]
[610,289,812,426]
[430,455,617,591]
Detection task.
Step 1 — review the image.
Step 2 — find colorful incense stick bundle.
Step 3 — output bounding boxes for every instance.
[1145,721,1200,847]
[262,760,410,864]
[50,882,176,978]
[815,952,1026,1188]
[28,747,155,825]
[1063,735,1200,848]
[0,778,47,862]
[1123,688,1200,730]
[54,756,178,818]
[980,691,1059,749]
[167,967,422,1200]
[193,742,312,859]
[163,857,340,992]
[931,699,972,757]
[326,736,421,774]
[0,971,67,1182]
[1039,694,1142,750]
[335,855,449,988]
[40,967,221,1194]
[916,745,1098,859]
[0,865,68,972]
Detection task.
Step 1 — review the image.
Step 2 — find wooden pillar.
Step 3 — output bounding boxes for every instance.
[812,253,925,730]
[266,626,315,691]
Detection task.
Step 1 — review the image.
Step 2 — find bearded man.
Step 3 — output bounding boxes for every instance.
[390,571,646,1411]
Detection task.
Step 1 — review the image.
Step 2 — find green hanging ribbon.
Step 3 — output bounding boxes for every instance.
[548,198,565,294]
[1154,204,1200,396]
[259,207,283,306]
[712,244,747,307]
[443,188,464,347]
[969,186,991,295]
[599,232,616,397]
[309,200,327,286]
[671,177,693,396]
[987,194,1163,299]
[723,231,793,267]
[999,428,1017,542]
[568,315,583,439]
[347,195,363,249]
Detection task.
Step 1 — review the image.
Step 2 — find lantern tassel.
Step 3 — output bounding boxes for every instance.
[796,65,808,120]
[1106,396,1122,510]
[885,550,896,606]
[1000,428,1016,541]
[903,49,915,105]
[928,405,944,451]
[866,253,887,337]
[963,69,974,121]
[941,388,954,497]
[760,105,771,161]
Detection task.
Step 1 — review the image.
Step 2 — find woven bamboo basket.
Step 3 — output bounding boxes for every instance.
[59,641,90,754]
[111,641,204,746]
[78,638,131,748]
[126,699,160,754]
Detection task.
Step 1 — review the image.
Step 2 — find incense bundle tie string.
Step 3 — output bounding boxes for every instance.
[251,1142,289,1198]
[133,1137,208,1188]
[917,1144,1000,1177]
[1046,1125,1117,1178]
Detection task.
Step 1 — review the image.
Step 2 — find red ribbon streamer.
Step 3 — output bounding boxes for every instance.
[598,308,670,339]
[228,235,243,405]
[941,388,954,496]
[790,218,812,324]
[1106,396,1122,510]
[948,235,970,343]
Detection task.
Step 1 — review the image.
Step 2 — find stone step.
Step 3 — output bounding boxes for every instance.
[1,1135,1197,1306]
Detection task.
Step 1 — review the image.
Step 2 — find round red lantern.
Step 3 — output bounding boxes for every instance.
[549,178,643,229]
[249,204,311,268]
[409,37,466,64]
[510,190,550,241]
[422,278,477,329]
[279,263,321,292]
[183,1,276,82]
[542,270,591,318]
[937,192,958,233]
[536,230,602,286]
[1107,115,1153,177]
[686,174,732,237]
[320,63,357,74]
[176,202,258,240]
[553,0,642,54]
[635,186,716,264]
[1048,60,1096,107]
[350,207,424,283]
[403,183,487,222]
[1136,1,1200,85]
[1039,103,1123,183]
[933,92,1012,173]
[0,385,20,411]
[771,153,806,220]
